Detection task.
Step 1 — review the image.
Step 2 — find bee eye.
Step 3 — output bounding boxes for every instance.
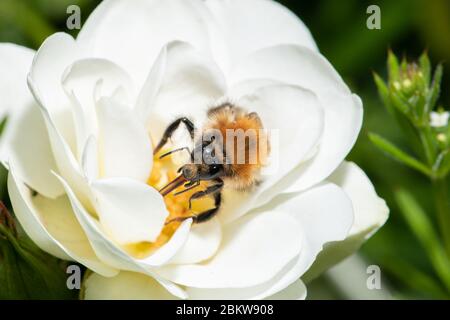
[182,166,196,179]
[209,164,223,175]
[203,146,219,165]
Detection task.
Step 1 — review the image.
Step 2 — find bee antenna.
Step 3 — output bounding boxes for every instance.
[159,175,187,196]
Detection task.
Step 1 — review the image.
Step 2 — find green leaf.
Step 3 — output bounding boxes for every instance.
[438,150,450,177]
[426,64,443,113]
[0,0,56,48]
[0,224,77,300]
[387,50,400,82]
[369,132,432,177]
[0,117,7,136]
[416,130,435,167]
[395,188,450,292]
[419,52,431,86]
[373,73,393,114]
[390,91,411,116]
[379,255,449,299]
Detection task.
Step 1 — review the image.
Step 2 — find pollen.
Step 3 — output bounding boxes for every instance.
[123,153,213,259]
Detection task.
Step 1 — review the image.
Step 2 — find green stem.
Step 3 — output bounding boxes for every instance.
[433,178,450,257]
[419,130,435,167]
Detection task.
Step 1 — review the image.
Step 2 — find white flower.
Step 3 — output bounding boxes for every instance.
[430,111,449,128]
[0,0,388,300]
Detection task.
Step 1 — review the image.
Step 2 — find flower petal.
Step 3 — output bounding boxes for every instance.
[205,0,318,73]
[91,178,169,244]
[157,210,302,288]
[191,183,353,299]
[29,32,83,150]
[81,135,99,181]
[28,81,93,211]
[54,172,188,298]
[169,217,222,265]
[238,84,324,188]
[84,271,178,300]
[83,267,307,300]
[77,0,212,86]
[0,43,64,198]
[140,219,192,267]
[62,58,135,156]
[0,43,33,121]
[265,279,307,300]
[138,41,226,137]
[96,97,152,181]
[303,162,389,281]
[219,84,324,224]
[8,164,118,276]
[268,183,354,286]
[230,45,363,192]
[183,259,300,300]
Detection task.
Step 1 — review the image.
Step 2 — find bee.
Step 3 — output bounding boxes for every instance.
[154,103,270,224]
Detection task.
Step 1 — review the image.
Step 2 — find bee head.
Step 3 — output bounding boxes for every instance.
[180,163,224,182]
[180,164,198,180]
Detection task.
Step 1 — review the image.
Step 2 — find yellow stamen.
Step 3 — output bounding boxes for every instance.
[123,153,213,258]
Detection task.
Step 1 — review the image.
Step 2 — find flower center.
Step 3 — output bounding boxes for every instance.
[123,153,213,258]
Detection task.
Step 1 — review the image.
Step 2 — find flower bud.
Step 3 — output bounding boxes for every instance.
[382,52,443,126]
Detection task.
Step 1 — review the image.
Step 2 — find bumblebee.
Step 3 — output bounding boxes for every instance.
[154,103,270,224]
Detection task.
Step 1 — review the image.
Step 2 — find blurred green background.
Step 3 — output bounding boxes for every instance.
[1,0,449,299]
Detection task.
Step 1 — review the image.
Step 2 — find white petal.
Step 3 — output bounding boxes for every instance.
[230,45,363,192]
[139,41,226,136]
[0,43,64,198]
[169,217,222,265]
[184,259,299,300]
[205,0,317,74]
[54,173,188,298]
[265,279,307,300]
[29,32,83,150]
[219,84,324,224]
[230,45,349,93]
[91,178,169,244]
[303,162,389,281]
[28,83,93,211]
[275,183,354,253]
[330,162,389,237]
[285,93,362,192]
[81,135,99,181]
[8,165,118,276]
[430,111,449,128]
[140,219,192,267]
[84,271,178,300]
[77,0,212,86]
[83,269,306,300]
[157,210,302,288]
[222,183,354,299]
[96,97,152,181]
[0,43,33,121]
[272,184,354,282]
[239,84,324,188]
[62,58,135,156]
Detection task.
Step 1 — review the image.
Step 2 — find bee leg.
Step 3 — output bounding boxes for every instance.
[154,117,195,155]
[167,191,222,225]
[188,179,223,210]
[159,147,191,160]
[164,179,223,225]
[192,192,222,223]
[174,180,200,196]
